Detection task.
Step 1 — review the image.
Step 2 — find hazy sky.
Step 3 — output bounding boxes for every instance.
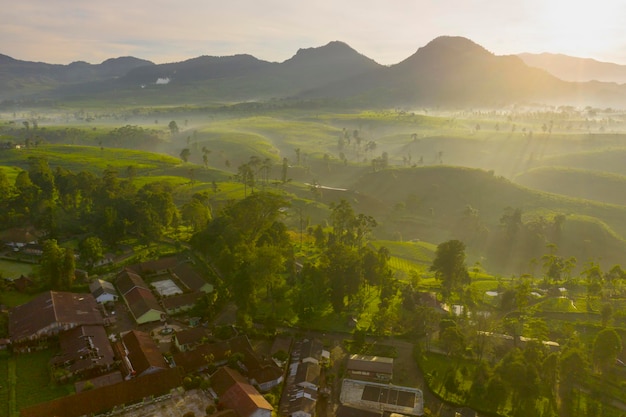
[3,0,626,66]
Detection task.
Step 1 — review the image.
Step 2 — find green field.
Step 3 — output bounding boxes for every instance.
[0,350,74,417]
[0,260,34,280]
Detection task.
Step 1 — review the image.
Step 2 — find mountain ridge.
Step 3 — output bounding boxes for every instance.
[3,37,626,107]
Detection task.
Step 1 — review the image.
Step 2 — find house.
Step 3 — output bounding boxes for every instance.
[115,268,149,295]
[118,330,168,378]
[345,354,394,383]
[300,339,329,365]
[294,362,321,390]
[89,279,119,304]
[127,256,178,277]
[9,291,104,346]
[162,291,203,315]
[173,262,214,293]
[123,287,165,324]
[173,327,211,352]
[211,367,273,417]
[20,367,184,417]
[288,387,318,417]
[49,325,115,381]
[116,269,165,324]
[249,364,284,392]
[11,275,35,292]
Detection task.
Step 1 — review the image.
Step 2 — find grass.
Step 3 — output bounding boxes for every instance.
[0,145,181,175]
[0,291,38,308]
[0,352,9,417]
[0,260,34,280]
[14,350,74,410]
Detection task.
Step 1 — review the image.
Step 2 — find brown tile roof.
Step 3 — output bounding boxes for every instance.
[295,362,320,387]
[124,286,164,322]
[221,381,273,417]
[249,364,283,388]
[300,339,324,361]
[172,335,252,374]
[270,335,293,356]
[50,325,115,374]
[175,327,211,347]
[173,262,208,291]
[122,330,168,377]
[127,256,178,276]
[115,269,148,295]
[20,367,184,417]
[9,291,103,343]
[211,366,250,396]
[162,291,203,311]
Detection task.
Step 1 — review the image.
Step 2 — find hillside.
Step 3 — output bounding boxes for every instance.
[348,165,626,273]
[513,167,626,206]
[518,52,626,84]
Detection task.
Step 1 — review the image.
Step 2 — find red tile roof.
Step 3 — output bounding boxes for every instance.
[20,367,184,417]
[124,286,164,322]
[121,330,168,377]
[115,269,149,295]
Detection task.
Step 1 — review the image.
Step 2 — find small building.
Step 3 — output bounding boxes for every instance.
[11,275,35,292]
[89,279,119,304]
[123,287,165,324]
[346,354,394,383]
[50,325,115,381]
[162,291,203,315]
[288,387,318,417]
[173,262,214,293]
[173,327,211,352]
[295,362,321,390]
[118,330,168,378]
[211,367,273,417]
[300,339,329,365]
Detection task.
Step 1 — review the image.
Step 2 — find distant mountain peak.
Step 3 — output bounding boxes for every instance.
[421,36,492,56]
[290,40,360,60]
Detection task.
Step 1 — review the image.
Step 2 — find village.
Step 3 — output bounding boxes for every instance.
[2,252,425,417]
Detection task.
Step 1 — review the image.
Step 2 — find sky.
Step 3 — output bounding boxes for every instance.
[3,0,626,66]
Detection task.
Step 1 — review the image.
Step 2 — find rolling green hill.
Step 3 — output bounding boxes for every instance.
[348,165,626,273]
[514,166,626,206]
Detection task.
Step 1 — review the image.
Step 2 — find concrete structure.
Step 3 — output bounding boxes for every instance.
[346,354,394,382]
[340,379,423,416]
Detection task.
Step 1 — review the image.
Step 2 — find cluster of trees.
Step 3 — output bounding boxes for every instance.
[0,157,211,272]
[189,194,397,331]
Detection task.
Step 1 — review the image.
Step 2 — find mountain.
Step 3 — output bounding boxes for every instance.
[0,55,154,100]
[297,36,573,106]
[2,36,626,107]
[109,41,383,99]
[518,53,626,84]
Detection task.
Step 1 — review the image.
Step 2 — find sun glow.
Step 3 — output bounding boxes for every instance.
[535,0,624,58]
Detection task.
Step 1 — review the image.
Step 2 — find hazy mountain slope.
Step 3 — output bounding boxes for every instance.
[518,52,626,84]
[0,55,153,99]
[513,167,626,206]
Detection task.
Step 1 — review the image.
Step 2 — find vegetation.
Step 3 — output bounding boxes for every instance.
[3,103,626,416]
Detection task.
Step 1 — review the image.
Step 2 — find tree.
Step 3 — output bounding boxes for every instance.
[168,120,179,134]
[79,236,104,268]
[592,328,622,374]
[430,240,470,300]
[179,148,190,163]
